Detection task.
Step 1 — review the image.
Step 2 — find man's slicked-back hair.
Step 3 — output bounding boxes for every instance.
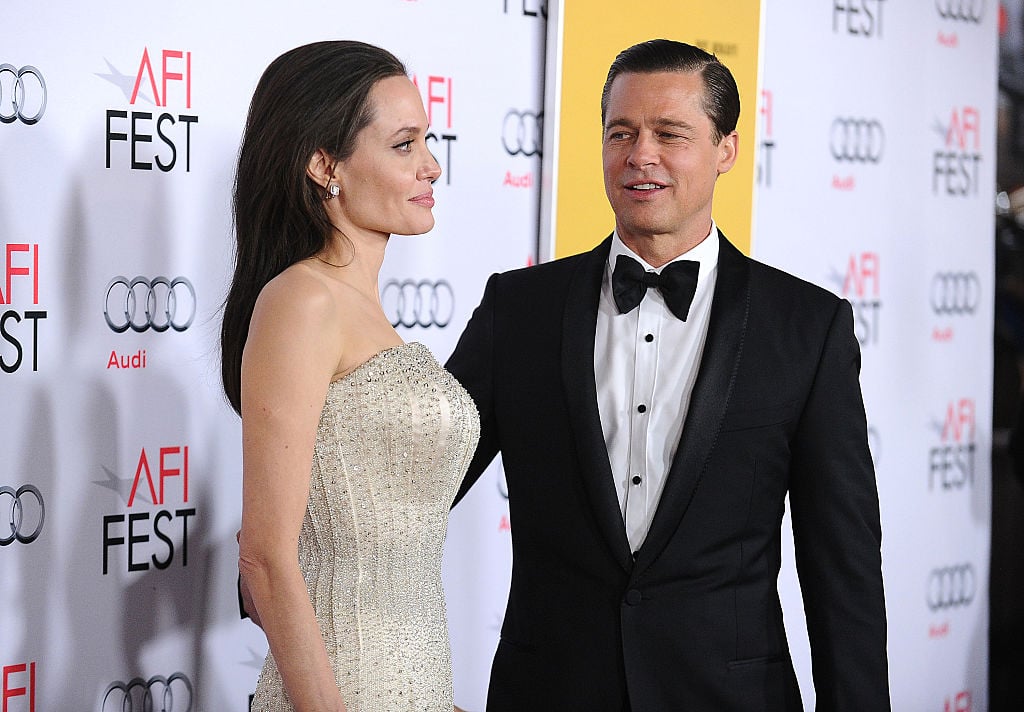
[600,39,740,144]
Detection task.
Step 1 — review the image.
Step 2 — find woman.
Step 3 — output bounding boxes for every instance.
[221,41,479,711]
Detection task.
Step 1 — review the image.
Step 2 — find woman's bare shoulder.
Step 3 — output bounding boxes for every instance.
[253,261,338,326]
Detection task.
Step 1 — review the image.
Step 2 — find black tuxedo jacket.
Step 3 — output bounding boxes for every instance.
[446,233,889,711]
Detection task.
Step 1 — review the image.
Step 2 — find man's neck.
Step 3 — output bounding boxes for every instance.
[617,224,713,268]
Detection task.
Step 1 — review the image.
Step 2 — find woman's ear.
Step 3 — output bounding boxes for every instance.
[305,148,334,188]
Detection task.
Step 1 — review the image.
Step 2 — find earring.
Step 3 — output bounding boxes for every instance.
[326,183,340,199]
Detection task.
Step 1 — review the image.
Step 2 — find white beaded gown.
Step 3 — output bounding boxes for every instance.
[250,342,480,711]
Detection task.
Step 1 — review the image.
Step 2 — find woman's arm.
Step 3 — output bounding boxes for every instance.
[238,271,346,712]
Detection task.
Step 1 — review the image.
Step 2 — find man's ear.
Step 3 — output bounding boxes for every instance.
[717,131,739,175]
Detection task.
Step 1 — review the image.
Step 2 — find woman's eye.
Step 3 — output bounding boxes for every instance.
[394,140,413,152]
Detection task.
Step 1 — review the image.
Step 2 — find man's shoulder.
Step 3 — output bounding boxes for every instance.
[492,244,601,287]
[743,254,842,309]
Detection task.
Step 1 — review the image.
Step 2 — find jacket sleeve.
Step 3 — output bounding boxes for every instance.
[788,299,891,710]
[446,273,501,508]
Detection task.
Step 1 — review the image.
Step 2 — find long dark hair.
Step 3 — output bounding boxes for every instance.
[220,41,407,413]
[600,39,740,144]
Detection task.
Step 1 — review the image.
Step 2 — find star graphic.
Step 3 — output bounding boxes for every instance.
[92,464,148,505]
[94,58,154,105]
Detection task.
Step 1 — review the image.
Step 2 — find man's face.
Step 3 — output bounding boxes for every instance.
[602,71,737,247]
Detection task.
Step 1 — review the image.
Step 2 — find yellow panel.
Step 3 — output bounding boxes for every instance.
[554,0,761,258]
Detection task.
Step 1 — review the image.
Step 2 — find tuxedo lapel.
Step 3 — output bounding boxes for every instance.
[561,236,634,572]
[633,233,752,573]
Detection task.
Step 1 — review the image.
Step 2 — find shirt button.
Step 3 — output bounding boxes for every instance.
[637,404,647,413]
[644,333,654,342]
[632,475,642,485]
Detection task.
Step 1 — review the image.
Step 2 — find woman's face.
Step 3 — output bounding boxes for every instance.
[331,75,441,239]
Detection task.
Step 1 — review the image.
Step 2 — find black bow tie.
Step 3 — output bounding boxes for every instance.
[612,254,699,321]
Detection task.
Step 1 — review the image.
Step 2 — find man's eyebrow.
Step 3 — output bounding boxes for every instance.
[604,117,697,131]
[604,116,637,131]
[652,118,697,131]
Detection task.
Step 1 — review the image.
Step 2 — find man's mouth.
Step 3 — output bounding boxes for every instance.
[626,182,666,192]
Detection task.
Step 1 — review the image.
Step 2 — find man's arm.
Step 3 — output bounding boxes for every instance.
[788,299,891,710]
[446,274,501,507]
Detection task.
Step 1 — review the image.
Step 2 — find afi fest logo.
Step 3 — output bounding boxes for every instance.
[944,690,972,712]
[2,662,36,711]
[0,243,47,374]
[100,446,196,575]
[758,89,775,188]
[412,73,456,185]
[833,0,887,37]
[933,106,982,196]
[830,252,881,346]
[99,48,198,171]
[0,64,46,125]
[929,398,976,491]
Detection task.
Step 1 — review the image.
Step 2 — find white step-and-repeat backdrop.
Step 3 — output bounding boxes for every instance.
[1,0,996,710]
[755,3,996,710]
[1,2,541,709]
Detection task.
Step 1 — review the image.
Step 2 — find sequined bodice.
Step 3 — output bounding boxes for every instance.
[252,342,480,711]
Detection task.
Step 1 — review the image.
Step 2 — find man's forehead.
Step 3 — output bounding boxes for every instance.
[605,72,706,124]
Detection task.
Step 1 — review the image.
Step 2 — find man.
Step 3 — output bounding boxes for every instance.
[446,39,890,711]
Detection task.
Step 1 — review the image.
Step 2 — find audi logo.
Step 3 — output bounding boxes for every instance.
[0,484,44,546]
[502,109,543,157]
[930,272,980,315]
[0,64,46,125]
[381,279,454,328]
[103,276,196,333]
[101,673,194,712]
[936,0,985,22]
[927,564,976,610]
[829,118,885,163]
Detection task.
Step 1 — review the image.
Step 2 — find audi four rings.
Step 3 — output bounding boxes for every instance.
[931,272,981,315]
[502,109,543,157]
[936,0,985,22]
[104,276,196,333]
[101,674,194,712]
[927,564,976,610]
[381,279,454,328]
[0,484,44,546]
[830,118,885,163]
[0,64,46,125]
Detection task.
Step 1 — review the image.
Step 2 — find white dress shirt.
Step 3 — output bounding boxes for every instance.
[594,223,720,552]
